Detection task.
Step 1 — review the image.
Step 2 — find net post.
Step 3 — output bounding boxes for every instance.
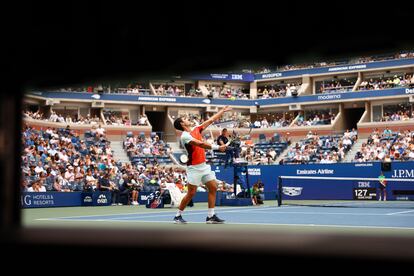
[277,176,282,207]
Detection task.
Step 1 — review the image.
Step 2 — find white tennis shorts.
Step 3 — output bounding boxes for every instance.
[186,162,216,187]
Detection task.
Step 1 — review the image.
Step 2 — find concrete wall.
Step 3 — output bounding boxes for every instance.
[163,111,177,142]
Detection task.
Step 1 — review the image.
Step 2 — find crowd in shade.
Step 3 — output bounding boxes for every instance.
[358,73,414,91]
[317,78,356,94]
[258,83,300,99]
[205,84,249,99]
[239,145,282,165]
[24,108,150,126]
[23,110,45,120]
[153,84,203,98]
[103,113,149,126]
[46,83,151,95]
[354,128,414,162]
[154,84,186,96]
[251,116,293,128]
[283,129,357,164]
[381,111,414,122]
[104,112,131,126]
[24,109,101,125]
[211,112,296,129]
[292,111,336,126]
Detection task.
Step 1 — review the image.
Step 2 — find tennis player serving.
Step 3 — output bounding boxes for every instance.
[173,105,231,224]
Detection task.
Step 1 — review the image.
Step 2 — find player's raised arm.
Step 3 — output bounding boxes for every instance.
[187,137,226,152]
[200,105,232,130]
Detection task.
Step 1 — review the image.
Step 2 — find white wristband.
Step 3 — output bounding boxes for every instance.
[212,144,219,150]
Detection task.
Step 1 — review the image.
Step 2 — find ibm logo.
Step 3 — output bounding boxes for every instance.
[231,74,243,80]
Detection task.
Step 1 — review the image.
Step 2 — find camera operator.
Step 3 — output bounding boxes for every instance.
[217,128,231,167]
[217,128,230,147]
[218,128,242,167]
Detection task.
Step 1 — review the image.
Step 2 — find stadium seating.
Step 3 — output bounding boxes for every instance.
[283,134,352,164]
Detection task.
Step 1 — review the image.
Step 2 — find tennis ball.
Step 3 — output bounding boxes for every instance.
[230,96,236,100]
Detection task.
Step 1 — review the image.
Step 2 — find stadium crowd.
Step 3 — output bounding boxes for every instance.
[24,108,150,126]
[21,124,115,193]
[354,128,414,162]
[46,83,151,95]
[205,84,249,100]
[124,132,172,160]
[154,84,205,97]
[283,129,357,164]
[317,78,357,94]
[251,116,293,128]
[24,109,102,125]
[358,74,414,91]
[258,83,300,99]
[381,110,414,122]
[292,111,336,126]
[20,123,194,206]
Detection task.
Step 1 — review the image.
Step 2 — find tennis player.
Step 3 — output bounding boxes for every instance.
[378,172,387,201]
[173,106,231,224]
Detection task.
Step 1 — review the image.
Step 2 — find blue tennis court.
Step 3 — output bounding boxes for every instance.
[34,203,414,230]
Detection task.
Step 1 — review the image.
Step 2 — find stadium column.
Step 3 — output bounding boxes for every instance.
[352,72,363,91]
[301,74,312,95]
[250,81,257,99]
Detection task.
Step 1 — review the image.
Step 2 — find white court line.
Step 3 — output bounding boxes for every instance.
[35,205,281,221]
[236,211,414,216]
[35,218,414,230]
[386,210,414,215]
[37,207,286,221]
[37,208,414,222]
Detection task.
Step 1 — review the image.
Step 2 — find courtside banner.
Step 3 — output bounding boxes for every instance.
[21,191,112,208]
[21,192,82,208]
[81,191,112,206]
[138,191,209,204]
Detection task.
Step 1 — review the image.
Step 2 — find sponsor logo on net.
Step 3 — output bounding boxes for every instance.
[282,187,303,196]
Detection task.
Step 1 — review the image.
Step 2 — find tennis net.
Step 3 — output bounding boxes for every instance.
[277,175,414,209]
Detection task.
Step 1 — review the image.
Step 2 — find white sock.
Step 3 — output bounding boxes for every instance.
[208,208,215,218]
[176,209,183,217]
